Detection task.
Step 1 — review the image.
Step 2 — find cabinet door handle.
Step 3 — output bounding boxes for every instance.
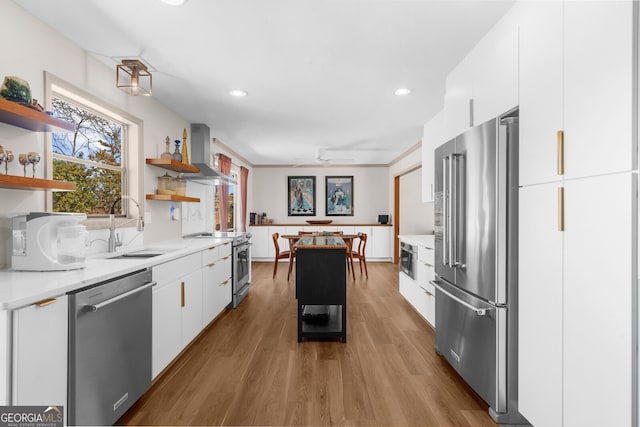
[557,130,564,175]
[181,282,185,307]
[469,98,474,128]
[558,187,565,232]
[35,298,58,308]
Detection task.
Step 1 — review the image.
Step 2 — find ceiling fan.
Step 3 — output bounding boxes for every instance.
[293,148,354,167]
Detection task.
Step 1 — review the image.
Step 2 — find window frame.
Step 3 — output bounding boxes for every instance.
[44,72,144,229]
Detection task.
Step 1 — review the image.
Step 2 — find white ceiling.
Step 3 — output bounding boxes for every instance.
[15,0,514,166]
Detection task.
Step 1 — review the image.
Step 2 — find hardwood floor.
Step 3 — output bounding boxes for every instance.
[119,261,496,426]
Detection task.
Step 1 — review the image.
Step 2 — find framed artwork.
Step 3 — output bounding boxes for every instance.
[288,176,316,216]
[326,176,353,216]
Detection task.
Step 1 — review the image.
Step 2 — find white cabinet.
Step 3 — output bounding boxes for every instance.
[563,1,634,180]
[518,183,563,427]
[248,226,269,259]
[399,239,435,328]
[518,0,563,187]
[368,227,391,259]
[422,110,443,203]
[562,175,634,427]
[519,1,634,186]
[0,310,7,405]
[11,295,68,411]
[443,54,474,141]
[518,3,636,424]
[443,9,518,142]
[202,243,232,326]
[152,252,201,378]
[181,269,203,347]
[152,279,182,379]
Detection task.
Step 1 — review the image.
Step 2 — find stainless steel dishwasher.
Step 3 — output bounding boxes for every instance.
[68,268,154,426]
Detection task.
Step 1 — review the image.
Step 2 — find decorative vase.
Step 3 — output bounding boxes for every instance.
[181,128,189,164]
[172,140,182,162]
[160,136,173,159]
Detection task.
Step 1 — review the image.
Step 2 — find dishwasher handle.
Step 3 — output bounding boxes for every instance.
[86,281,156,312]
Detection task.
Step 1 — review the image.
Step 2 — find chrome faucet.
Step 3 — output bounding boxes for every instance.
[108,196,144,253]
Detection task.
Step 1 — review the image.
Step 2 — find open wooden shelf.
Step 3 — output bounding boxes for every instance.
[146,194,200,202]
[0,174,76,191]
[0,98,75,132]
[145,158,200,173]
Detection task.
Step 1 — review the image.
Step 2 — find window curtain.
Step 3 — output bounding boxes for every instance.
[240,166,249,232]
[217,153,232,231]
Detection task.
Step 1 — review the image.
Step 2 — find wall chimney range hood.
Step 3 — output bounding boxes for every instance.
[185,123,237,185]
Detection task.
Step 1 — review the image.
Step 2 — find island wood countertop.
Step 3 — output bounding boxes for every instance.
[294,236,348,250]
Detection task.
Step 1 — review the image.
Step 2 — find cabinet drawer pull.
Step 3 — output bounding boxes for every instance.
[35,298,57,308]
[222,256,230,260]
[558,187,565,232]
[181,282,185,307]
[208,246,216,251]
[557,130,564,175]
[207,262,216,268]
[219,280,230,287]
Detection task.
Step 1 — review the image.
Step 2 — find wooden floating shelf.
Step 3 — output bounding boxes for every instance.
[0,98,75,132]
[145,158,200,173]
[0,174,76,191]
[146,194,200,202]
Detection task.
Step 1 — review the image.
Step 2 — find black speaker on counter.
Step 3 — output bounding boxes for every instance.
[377,214,389,224]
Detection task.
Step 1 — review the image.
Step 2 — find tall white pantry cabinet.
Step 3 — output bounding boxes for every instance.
[518,2,637,427]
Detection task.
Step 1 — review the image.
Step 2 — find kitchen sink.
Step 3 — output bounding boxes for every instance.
[108,252,165,259]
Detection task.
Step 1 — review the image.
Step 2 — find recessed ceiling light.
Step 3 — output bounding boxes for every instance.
[394,88,411,96]
[229,89,248,97]
[159,0,186,5]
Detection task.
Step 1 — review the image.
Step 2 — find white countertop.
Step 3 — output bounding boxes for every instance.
[398,234,434,248]
[0,237,232,310]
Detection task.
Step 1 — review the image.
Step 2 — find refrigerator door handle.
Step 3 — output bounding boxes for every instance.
[447,156,455,266]
[450,153,460,267]
[431,280,490,316]
[442,156,450,267]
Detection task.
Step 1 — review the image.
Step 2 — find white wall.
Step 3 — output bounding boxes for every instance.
[0,0,212,264]
[252,166,389,224]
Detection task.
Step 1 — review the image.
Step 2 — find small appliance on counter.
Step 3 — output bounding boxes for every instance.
[11,212,88,271]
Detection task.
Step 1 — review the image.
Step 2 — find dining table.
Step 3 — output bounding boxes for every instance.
[280,233,359,280]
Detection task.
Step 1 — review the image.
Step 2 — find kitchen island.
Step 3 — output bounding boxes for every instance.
[295,236,347,343]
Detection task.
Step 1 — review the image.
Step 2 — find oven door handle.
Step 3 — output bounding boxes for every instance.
[85,282,156,312]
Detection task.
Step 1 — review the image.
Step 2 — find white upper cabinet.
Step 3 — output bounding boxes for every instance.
[472,18,519,126]
[443,6,519,142]
[422,110,443,203]
[520,0,635,186]
[519,1,563,186]
[563,1,635,179]
[443,54,474,141]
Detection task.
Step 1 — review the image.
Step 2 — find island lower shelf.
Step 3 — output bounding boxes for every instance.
[300,305,343,336]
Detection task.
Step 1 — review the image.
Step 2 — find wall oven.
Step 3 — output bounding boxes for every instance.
[400,241,417,280]
[230,234,251,308]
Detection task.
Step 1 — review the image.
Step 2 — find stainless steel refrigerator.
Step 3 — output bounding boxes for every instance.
[433,111,529,425]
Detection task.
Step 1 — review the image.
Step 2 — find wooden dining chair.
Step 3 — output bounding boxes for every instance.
[272,233,295,280]
[350,232,368,278]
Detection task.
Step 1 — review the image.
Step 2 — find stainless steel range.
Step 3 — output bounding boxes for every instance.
[186,232,252,308]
